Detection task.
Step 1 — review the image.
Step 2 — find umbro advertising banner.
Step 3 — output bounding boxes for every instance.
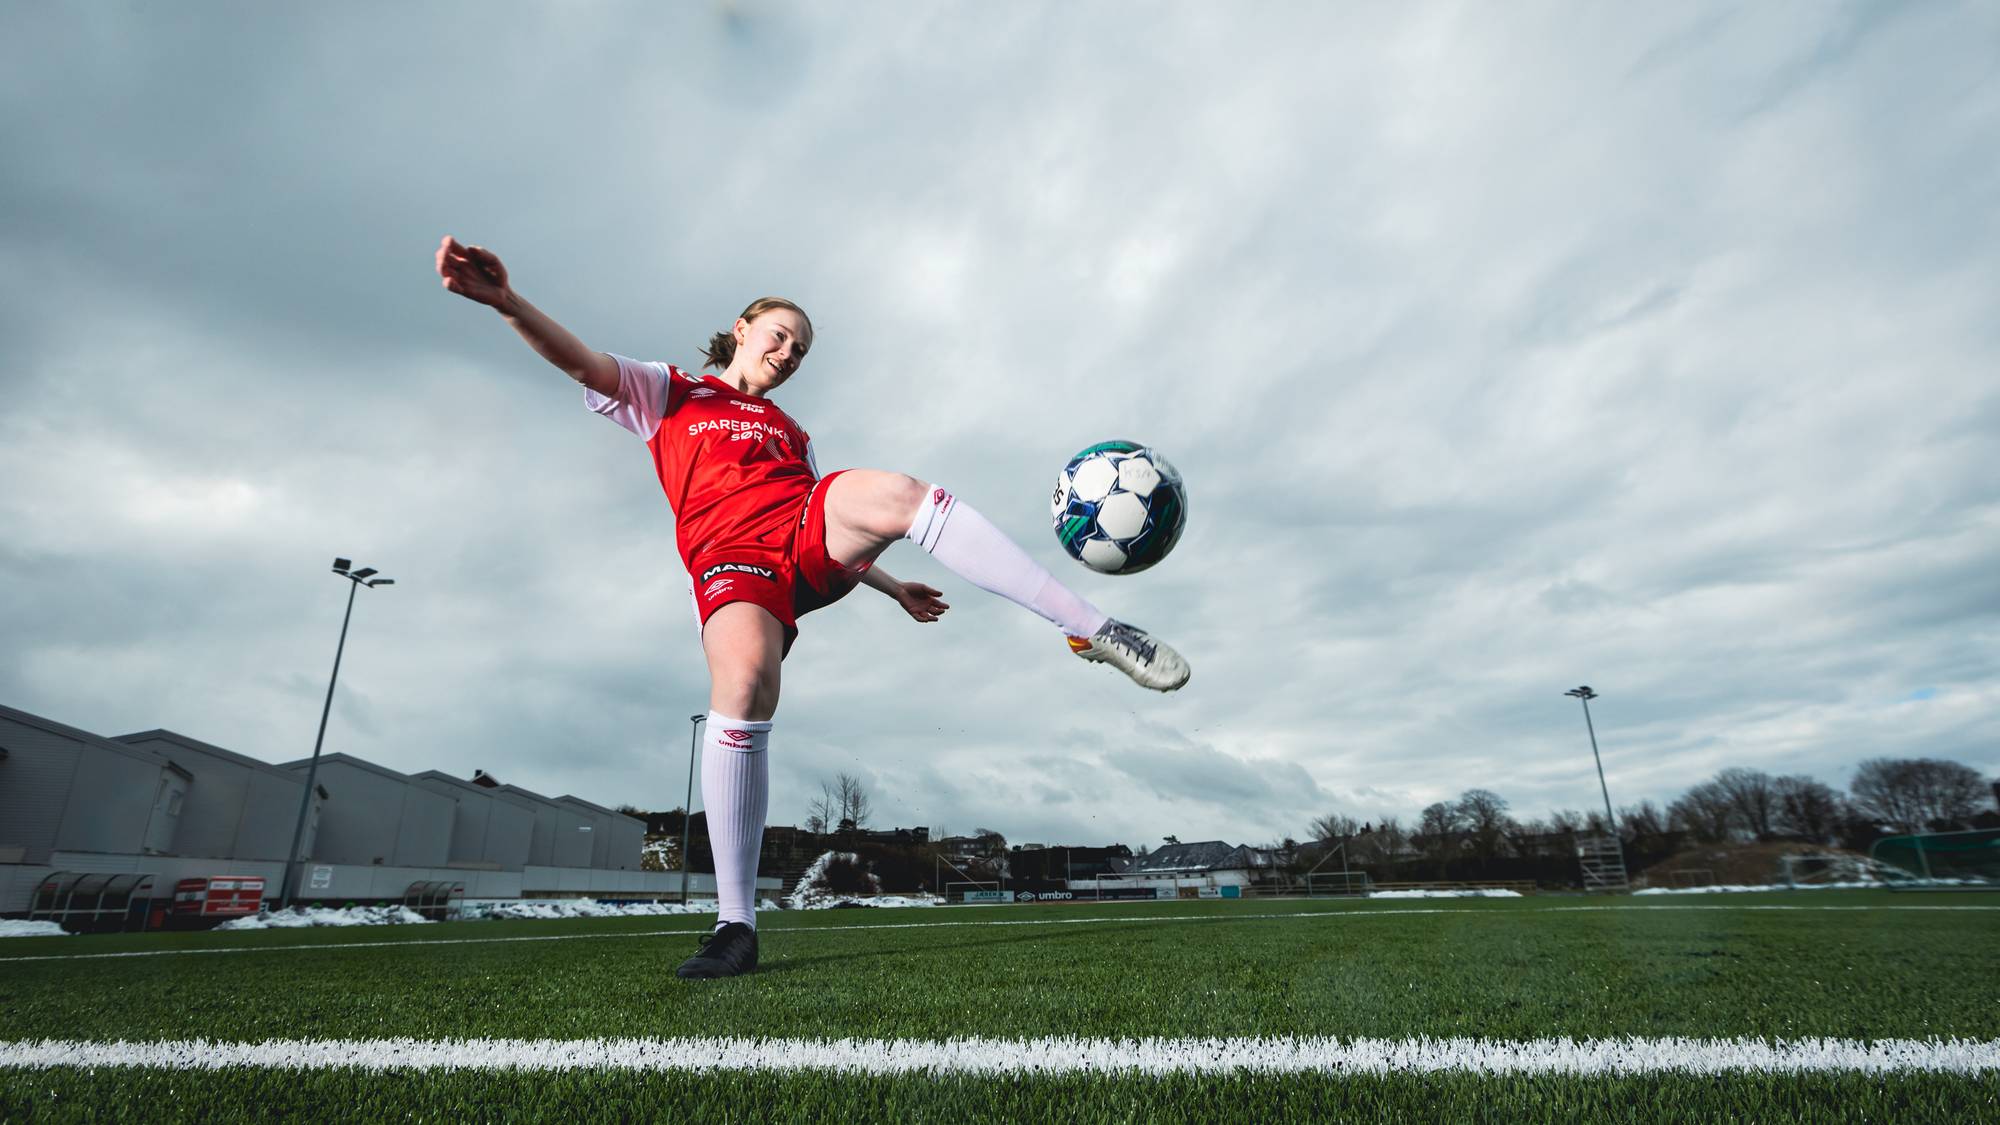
[1066,887,1162,902]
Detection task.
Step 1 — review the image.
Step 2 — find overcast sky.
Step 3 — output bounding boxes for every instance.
[2,2,1994,849]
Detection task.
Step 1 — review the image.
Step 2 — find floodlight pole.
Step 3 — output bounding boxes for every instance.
[1566,686,1617,832]
[280,559,394,911]
[680,713,704,905]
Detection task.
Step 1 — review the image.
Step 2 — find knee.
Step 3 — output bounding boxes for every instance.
[710,665,779,722]
[877,472,928,533]
[843,470,927,539]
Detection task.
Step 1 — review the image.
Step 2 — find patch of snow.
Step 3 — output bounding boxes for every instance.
[0,920,71,938]
[780,850,936,908]
[462,898,783,921]
[1368,889,1524,899]
[787,851,882,909]
[1634,881,1884,895]
[216,906,433,930]
[781,893,938,909]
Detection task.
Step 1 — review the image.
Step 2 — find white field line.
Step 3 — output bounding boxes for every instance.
[3,902,1995,965]
[1,1036,1996,1075]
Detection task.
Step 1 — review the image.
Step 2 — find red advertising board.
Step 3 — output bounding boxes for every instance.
[172,876,266,922]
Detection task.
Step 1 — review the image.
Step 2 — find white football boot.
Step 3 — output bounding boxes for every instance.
[1067,619,1191,692]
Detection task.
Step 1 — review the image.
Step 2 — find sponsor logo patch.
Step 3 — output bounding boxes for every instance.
[730,400,767,414]
[700,563,776,583]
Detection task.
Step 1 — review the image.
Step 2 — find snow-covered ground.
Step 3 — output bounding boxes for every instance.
[0,920,71,938]
[784,851,938,909]
[24,891,939,936]
[1367,889,1524,899]
[217,906,434,930]
[804,895,940,908]
[210,898,798,930]
[463,898,784,921]
[1633,881,1883,895]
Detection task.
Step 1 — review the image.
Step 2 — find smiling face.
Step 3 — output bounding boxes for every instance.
[726,308,813,396]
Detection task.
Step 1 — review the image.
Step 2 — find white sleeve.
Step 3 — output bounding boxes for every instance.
[584,354,673,439]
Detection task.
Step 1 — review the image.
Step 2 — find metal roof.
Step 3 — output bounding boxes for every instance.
[114,729,300,780]
[0,703,192,779]
[1126,840,1250,873]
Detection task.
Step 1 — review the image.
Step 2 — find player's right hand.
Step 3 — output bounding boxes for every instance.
[436,235,511,308]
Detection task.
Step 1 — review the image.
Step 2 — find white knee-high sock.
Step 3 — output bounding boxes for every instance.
[904,484,1109,638]
[700,713,771,930]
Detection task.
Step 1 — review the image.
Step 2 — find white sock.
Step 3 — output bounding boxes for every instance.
[904,484,1109,638]
[700,713,771,930]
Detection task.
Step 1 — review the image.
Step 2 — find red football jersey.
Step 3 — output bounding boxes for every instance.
[588,355,819,570]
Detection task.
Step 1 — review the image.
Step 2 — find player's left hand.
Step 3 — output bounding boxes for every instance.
[895,582,949,623]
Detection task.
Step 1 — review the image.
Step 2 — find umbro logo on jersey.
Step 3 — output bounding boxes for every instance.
[702,578,734,599]
[691,387,717,398]
[701,562,776,583]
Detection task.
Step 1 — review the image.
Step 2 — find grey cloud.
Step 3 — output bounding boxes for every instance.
[3,3,1996,850]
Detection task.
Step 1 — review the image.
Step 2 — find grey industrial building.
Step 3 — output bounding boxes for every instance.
[0,701,764,916]
[410,770,535,870]
[277,753,455,869]
[115,729,325,864]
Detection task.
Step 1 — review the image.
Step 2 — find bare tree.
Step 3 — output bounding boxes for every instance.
[805,785,836,835]
[1772,775,1845,843]
[1669,779,1740,843]
[1548,809,1588,836]
[1713,768,1779,840]
[1309,812,1363,842]
[1352,817,1407,866]
[1511,817,1562,858]
[1618,801,1669,841]
[1416,796,1464,868]
[1850,758,1989,833]
[834,772,872,830]
[1455,789,1514,859]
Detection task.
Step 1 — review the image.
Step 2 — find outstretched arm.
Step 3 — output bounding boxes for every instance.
[863,567,949,623]
[436,235,619,396]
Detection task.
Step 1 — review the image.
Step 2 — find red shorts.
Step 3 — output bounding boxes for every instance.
[689,469,866,654]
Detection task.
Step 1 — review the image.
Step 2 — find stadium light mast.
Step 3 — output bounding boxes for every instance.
[280,558,395,911]
[1565,686,1617,832]
[680,713,704,905]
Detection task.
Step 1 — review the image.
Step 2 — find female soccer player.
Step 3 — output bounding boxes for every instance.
[435,236,1188,978]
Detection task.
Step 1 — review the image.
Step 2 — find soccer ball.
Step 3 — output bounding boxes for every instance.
[1051,441,1187,574]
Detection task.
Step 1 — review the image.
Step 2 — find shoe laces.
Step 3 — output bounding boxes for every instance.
[1097,621,1157,663]
[694,923,752,958]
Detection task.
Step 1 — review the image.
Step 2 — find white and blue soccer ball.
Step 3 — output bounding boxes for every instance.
[1051,441,1187,574]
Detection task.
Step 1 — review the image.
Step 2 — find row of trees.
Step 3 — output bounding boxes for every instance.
[1306,756,1997,866]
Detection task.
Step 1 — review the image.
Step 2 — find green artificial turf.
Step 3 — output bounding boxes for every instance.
[2,892,1996,1120]
[3,1070,1997,1124]
[4,894,1996,1042]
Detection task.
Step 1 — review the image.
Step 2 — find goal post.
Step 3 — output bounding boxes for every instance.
[1304,870,1372,897]
[1869,828,2000,891]
[944,880,1004,903]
